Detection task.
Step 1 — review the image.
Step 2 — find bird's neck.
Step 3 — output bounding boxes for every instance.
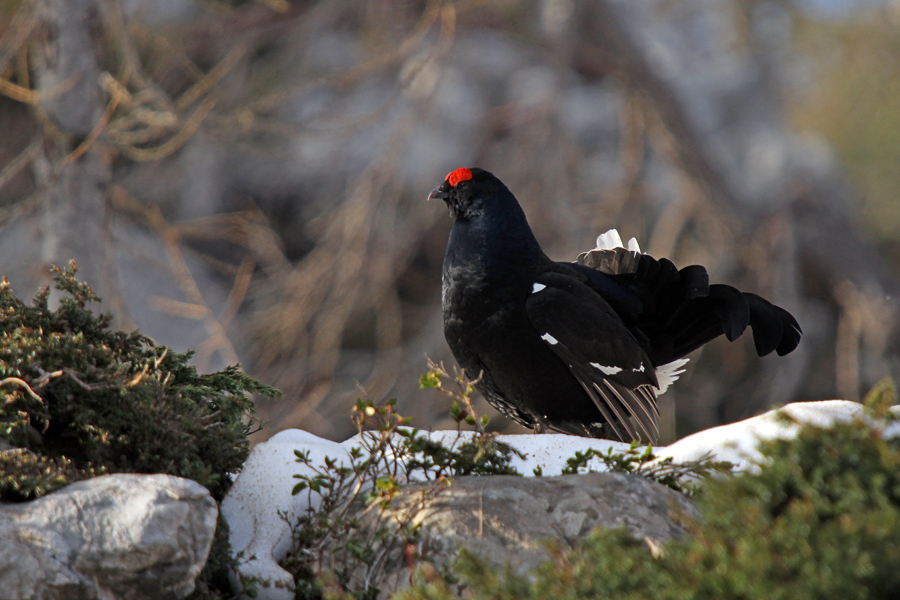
[444,211,547,283]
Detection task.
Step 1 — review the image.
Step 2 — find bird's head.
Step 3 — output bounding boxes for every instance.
[428,167,504,220]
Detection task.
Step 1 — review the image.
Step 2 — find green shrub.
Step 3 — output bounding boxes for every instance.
[0,263,280,501]
[555,441,731,496]
[0,263,281,599]
[399,393,900,600]
[284,394,522,600]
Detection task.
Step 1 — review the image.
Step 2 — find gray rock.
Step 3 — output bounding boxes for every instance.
[333,472,696,597]
[0,474,218,600]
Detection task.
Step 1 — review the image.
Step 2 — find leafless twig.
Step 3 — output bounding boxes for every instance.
[0,377,43,404]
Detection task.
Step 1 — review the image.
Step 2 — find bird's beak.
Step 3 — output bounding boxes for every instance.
[427,187,449,201]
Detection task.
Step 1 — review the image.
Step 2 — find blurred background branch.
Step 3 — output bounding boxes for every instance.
[0,0,898,444]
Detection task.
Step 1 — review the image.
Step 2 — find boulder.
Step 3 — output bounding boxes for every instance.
[332,472,695,596]
[0,473,218,600]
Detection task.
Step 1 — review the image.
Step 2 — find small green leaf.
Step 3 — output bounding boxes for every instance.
[419,370,442,389]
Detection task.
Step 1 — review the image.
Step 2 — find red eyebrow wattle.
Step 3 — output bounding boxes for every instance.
[447,168,473,187]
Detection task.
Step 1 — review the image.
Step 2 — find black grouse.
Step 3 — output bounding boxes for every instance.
[430,167,802,444]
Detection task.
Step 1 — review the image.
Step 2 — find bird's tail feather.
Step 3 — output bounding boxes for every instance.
[744,293,802,356]
[578,231,800,364]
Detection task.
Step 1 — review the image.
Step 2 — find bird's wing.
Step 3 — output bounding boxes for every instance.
[525,272,661,443]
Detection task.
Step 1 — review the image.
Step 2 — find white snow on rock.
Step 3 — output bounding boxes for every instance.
[223,400,900,599]
[221,430,350,600]
[664,400,900,471]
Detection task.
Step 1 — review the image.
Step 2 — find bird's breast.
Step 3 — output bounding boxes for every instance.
[441,218,542,347]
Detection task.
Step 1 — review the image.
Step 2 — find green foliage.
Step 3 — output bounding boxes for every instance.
[400,394,900,600]
[862,377,897,414]
[284,392,521,600]
[0,263,280,502]
[670,413,900,599]
[403,433,520,478]
[0,264,282,600]
[559,441,732,496]
[0,448,93,500]
[419,359,491,432]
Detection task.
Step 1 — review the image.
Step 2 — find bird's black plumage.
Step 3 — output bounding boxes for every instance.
[431,167,802,443]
